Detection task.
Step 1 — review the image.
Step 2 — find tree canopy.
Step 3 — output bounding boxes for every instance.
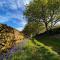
[24,0,60,37]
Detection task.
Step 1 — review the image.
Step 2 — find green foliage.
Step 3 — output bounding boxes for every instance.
[24,0,60,35]
[24,22,45,37]
[8,40,60,60]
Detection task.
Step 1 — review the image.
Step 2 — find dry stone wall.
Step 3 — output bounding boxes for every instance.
[0,24,24,53]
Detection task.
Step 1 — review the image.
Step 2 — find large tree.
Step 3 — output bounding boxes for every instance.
[24,21,45,37]
[24,0,60,31]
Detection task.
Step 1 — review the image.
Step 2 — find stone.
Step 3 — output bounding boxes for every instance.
[0,24,24,53]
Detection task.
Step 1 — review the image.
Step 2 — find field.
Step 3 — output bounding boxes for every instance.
[37,34,60,54]
[8,39,60,60]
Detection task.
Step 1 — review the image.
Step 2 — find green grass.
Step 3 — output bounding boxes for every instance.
[8,39,60,60]
[37,35,60,54]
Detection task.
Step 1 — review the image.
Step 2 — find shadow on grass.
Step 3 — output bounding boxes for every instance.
[8,39,60,60]
[34,33,60,54]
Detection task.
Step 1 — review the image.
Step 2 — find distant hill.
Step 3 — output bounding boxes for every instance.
[0,24,24,53]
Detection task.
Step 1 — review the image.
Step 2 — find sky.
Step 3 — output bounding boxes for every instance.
[0,0,31,31]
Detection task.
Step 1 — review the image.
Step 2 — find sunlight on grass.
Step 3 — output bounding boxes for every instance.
[38,35,60,53]
[33,40,59,55]
[8,39,60,60]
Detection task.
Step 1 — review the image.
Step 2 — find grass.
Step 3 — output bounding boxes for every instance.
[8,39,60,60]
[37,34,60,54]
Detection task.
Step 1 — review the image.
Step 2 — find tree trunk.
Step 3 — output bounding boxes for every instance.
[45,22,48,31]
[51,21,53,29]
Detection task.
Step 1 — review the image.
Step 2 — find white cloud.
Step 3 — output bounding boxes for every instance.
[0,0,30,31]
[0,16,9,23]
[16,27,24,31]
[24,0,31,5]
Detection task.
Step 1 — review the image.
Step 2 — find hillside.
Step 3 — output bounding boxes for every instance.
[8,39,60,60]
[0,24,24,53]
[35,32,60,54]
[0,24,60,60]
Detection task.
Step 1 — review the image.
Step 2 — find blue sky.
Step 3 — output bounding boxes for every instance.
[0,0,31,31]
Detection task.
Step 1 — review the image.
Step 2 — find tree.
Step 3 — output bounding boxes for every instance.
[24,0,60,31]
[23,21,45,37]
